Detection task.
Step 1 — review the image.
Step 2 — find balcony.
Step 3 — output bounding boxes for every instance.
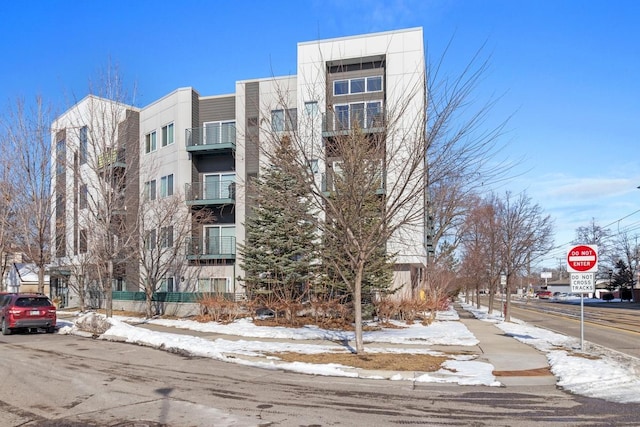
[186,236,236,261]
[185,177,236,206]
[186,126,236,154]
[321,109,385,137]
[97,148,126,169]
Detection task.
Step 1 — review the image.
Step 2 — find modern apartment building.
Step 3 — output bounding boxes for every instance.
[50,27,427,306]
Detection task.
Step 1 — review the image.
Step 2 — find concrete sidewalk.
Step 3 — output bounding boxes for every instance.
[454,303,556,386]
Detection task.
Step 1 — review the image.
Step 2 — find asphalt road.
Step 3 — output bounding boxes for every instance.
[507,299,640,358]
[1,330,639,426]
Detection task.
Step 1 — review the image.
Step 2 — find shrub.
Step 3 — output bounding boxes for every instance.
[601,293,614,302]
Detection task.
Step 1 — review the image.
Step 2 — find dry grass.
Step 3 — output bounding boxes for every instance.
[269,351,449,371]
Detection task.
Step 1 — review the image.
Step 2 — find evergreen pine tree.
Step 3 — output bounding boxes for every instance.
[239,136,317,308]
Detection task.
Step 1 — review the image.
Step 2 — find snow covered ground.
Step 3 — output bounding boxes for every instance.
[58,303,640,403]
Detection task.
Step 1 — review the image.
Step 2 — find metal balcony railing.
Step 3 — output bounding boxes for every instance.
[185,179,236,205]
[186,127,236,152]
[321,110,385,135]
[97,148,126,168]
[185,236,236,260]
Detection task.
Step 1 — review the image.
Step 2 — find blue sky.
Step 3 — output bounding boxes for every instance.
[2,0,639,268]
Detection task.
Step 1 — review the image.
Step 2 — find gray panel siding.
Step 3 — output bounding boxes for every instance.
[245,82,260,176]
[199,96,235,125]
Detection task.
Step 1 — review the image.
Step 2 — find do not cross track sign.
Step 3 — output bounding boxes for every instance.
[567,245,598,273]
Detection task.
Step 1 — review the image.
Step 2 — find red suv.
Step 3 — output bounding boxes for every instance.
[0,293,57,335]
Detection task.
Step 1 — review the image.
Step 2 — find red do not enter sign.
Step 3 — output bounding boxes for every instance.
[567,245,598,273]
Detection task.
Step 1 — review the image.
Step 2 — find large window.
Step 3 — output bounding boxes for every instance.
[271,109,297,131]
[204,121,235,145]
[204,225,236,255]
[145,131,157,154]
[160,174,174,197]
[333,76,383,96]
[161,123,174,147]
[203,173,236,200]
[145,229,156,250]
[334,101,382,130]
[198,277,228,293]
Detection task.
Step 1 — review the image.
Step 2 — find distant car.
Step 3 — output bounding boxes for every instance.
[536,290,553,299]
[0,293,57,335]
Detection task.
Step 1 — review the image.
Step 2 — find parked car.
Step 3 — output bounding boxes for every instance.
[0,293,56,335]
[536,290,553,299]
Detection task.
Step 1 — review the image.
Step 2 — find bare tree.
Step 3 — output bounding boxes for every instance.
[53,65,139,317]
[1,96,54,295]
[497,191,554,322]
[573,218,613,279]
[612,231,639,297]
[0,156,18,290]
[138,184,206,318]
[424,40,513,263]
[460,195,502,311]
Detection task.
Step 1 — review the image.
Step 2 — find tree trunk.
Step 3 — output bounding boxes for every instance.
[145,281,154,319]
[353,260,365,354]
[105,260,113,317]
[38,266,45,295]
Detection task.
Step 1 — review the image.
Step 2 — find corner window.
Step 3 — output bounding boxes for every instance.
[145,131,157,154]
[161,123,174,147]
[334,80,349,95]
[367,76,382,92]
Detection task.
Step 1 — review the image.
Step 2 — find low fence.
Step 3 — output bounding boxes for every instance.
[111,291,243,317]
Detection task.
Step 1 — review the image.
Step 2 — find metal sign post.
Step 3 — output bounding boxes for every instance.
[570,271,595,351]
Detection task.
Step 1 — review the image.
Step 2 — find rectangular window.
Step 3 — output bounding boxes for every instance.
[56,140,66,175]
[205,121,236,145]
[213,278,228,293]
[79,229,87,254]
[271,110,284,132]
[161,123,174,147]
[304,101,318,116]
[204,226,236,255]
[351,103,365,128]
[160,277,175,292]
[145,229,156,251]
[79,126,88,164]
[309,159,319,174]
[367,76,383,92]
[161,226,173,248]
[198,278,212,293]
[160,174,174,197]
[285,108,297,131]
[334,76,383,95]
[335,105,349,129]
[145,180,156,201]
[334,80,349,95]
[79,184,88,209]
[145,131,157,154]
[204,173,236,200]
[366,102,382,127]
[350,78,365,94]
